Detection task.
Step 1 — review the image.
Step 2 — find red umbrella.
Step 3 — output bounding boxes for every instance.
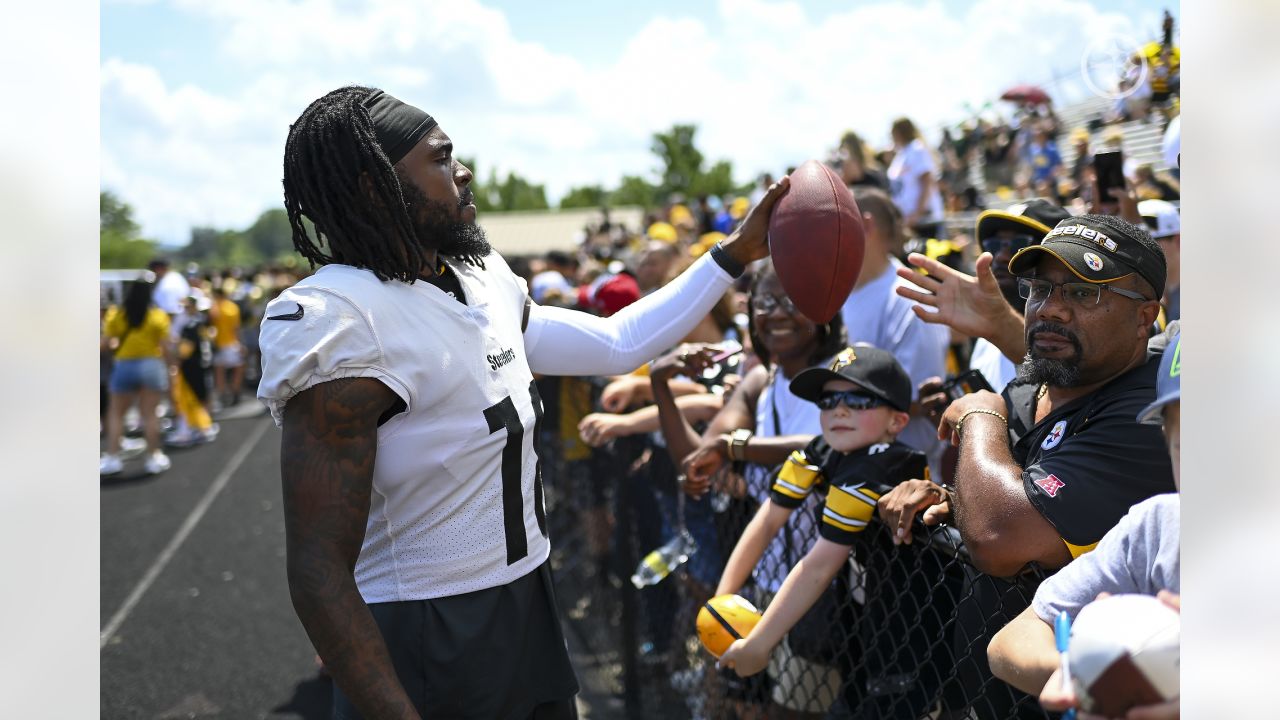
[1000,84,1051,105]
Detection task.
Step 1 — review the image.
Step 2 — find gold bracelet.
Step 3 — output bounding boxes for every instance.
[728,428,753,461]
[956,408,1007,438]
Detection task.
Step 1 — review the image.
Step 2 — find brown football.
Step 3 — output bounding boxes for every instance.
[768,160,865,323]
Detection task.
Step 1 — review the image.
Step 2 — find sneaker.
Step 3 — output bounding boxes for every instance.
[100,454,123,476]
[165,427,199,448]
[200,423,220,443]
[144,451,171,475]
[120,436,147,454]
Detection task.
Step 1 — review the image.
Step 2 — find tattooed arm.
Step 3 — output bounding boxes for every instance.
[280,377,419,720]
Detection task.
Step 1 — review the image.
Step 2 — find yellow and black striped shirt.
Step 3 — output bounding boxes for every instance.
[770,437,929,546]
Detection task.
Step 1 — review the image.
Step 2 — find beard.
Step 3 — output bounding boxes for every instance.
[1016,321,1083,387]
[400,180,491,262]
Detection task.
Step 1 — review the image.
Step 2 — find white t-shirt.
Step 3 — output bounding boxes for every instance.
[969,337,1017,394]
[257,254,549,602]
[1032,494,1179,622]
[749,366,822,593]
[152,271,191,315]
[887,138,944,225]
[839,257,950,473]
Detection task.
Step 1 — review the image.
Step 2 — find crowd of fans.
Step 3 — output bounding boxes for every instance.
[497,150,1180,716]
[99,258,300,475]
[496,48,1181,712]
[99,14,1181,718]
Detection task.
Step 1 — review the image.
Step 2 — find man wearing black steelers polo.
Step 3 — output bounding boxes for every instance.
[887,213,1175,576]
[887,214,1176,717]
[260,87,787,720]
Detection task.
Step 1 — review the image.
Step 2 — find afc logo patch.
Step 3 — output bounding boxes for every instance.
[1035,474,1066,498]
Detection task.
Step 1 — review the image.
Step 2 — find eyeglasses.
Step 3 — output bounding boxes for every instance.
[816,390,888,411]
[752,294,800,316]
[980,233,1038,255]
[1017,277,1151,307]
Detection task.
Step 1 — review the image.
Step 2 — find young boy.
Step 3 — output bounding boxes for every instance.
[718,345,958,716]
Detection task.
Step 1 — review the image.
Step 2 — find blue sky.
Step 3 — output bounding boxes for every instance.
[102,0,1177,246]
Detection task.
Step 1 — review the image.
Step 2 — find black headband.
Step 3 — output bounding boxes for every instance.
[362,90,438,165]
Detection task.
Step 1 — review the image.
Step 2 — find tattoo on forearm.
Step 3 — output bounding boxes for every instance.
[281,378,418,719]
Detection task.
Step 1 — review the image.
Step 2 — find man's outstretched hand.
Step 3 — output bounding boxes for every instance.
[720,177,790,267]
[895,252,1026,362]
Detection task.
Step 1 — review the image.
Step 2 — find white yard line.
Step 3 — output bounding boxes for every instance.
[100,418,271,649]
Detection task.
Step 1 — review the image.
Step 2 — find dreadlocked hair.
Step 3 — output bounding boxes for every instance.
[282,85,484,281]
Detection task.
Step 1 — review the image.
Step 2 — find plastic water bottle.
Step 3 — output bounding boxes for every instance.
[631,530,698,588]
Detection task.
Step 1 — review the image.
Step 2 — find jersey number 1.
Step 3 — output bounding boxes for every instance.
[483,379,548,565]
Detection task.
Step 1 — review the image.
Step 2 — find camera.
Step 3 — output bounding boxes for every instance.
[940,369,994,402]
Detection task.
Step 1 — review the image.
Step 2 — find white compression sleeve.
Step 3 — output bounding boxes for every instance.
[523,252,735,376]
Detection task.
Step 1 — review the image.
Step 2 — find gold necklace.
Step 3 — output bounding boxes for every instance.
[1037,383,1049,401]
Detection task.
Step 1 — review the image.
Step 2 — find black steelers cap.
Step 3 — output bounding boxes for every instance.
[1008,213,1167,300]
[790,345,913,412]
[975,198,1071,239]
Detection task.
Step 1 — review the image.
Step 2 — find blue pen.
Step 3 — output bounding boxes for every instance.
[1055,611,1077,720]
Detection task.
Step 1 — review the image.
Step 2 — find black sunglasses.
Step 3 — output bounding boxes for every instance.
[816,390,887,411]
[980,233,1039,255]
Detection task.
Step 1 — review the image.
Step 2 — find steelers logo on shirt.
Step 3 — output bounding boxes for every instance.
[1042,419,1068,450]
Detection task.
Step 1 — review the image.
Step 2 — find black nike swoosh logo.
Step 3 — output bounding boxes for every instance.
[266,303,304,321]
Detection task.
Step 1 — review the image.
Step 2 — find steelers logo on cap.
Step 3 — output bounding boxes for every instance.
[1083,252,1104,272]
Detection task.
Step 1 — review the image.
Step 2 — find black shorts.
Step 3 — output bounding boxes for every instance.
[333,560,580,720]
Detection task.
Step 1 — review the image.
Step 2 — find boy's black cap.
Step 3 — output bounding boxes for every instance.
[790,346,913,412]
[975,198,1071,239]
[1008,213,1166,300]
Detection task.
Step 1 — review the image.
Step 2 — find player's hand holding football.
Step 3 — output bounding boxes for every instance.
[717,638,771,678]
[719,176,790,266]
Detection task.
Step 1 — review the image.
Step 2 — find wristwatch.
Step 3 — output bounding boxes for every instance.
[728,428,754,461]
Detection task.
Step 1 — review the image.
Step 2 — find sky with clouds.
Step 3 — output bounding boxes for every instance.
[101,0,1176,247]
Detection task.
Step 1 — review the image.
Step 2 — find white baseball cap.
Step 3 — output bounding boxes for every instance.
[1138,199,1180,239]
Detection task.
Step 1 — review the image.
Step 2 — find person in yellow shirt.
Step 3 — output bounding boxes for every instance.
[209,286,245,408]
[101,279,173,476]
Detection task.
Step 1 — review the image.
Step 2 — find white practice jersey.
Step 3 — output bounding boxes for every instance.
[258,254,549,602]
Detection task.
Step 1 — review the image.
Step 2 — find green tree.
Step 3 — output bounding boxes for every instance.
[100,191,157,269]
[496,172,549,211]
[652,124,705,197]
[558,184,607,209]
[690,159,740,198]
[180,226,260,268]
[462,156,549,212]
[244,208,294,261]
[612,175,660,208]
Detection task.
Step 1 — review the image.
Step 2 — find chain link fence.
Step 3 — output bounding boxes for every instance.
[538,375,1056,720]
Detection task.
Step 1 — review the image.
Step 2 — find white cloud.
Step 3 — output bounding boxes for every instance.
[103,0,1149,245]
